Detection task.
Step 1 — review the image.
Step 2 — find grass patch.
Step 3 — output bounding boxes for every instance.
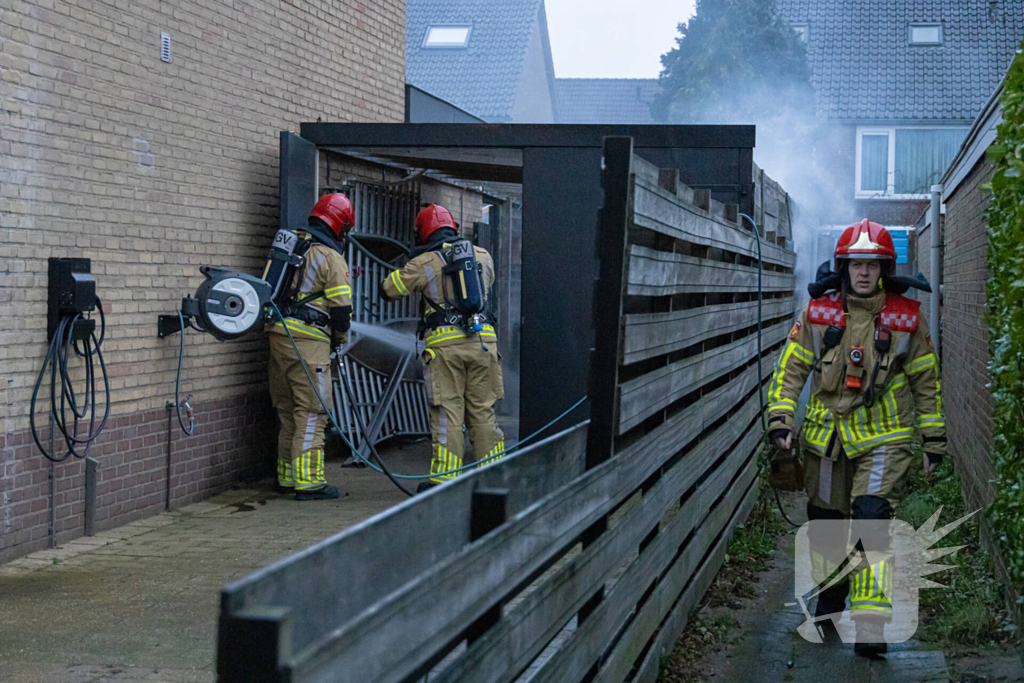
[659,612,739,683]
[893,457,1017,651]
[659,462,790,681]
[707,484,790,609]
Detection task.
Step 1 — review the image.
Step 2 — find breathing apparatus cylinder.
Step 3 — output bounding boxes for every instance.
[262,228,306,302]
[441,238,486,335]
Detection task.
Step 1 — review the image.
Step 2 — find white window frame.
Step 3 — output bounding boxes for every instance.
[855,125,967,200]
[423,25,472,48]
[792,23,809,42]
[909,23,942,46]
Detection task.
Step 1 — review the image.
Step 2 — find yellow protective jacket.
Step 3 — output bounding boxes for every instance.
[767,288,945,459]
[267,239,351,344]
[382,244,497,349]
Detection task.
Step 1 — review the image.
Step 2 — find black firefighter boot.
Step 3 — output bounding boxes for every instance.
[295,484,341,501]
[850,494,893,659]
[807,503,850,646]
[813,581,847,645]
[853,616,888,659]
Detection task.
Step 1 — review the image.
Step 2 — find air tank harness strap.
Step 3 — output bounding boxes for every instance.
[421,306,492,331]
[862,323,892,408]
[280,291,329,330]
[289,290,326,309]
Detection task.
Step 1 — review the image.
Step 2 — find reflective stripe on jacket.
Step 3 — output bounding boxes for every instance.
[767,289,945,458]
[425,324,498,347]
[268,242,351,345]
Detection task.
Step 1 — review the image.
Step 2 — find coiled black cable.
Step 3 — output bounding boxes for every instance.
[30,297,111,462]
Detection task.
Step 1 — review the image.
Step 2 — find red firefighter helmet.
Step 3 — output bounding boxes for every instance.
[415,204,457,244]
[309,193,355,239]
[834,219,896,269]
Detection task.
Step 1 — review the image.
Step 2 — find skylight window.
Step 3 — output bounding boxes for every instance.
[424,26,471,48]
[909,23,942,46]
[792,23,809,42]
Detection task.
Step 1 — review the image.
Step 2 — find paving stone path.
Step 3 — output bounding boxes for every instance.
[0,454,414,683]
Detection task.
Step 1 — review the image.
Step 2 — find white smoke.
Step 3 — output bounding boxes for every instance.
[684,82,850,308]
[752,106,851,307]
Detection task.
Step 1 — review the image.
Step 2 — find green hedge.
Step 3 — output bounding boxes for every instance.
[985,41,1024,590]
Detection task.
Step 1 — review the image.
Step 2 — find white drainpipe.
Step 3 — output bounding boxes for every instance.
[929,184,943,364]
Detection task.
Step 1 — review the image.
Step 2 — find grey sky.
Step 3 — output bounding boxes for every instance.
[545,0,697,79]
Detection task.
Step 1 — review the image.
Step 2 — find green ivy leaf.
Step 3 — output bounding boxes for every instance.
[986,37,1024,591]
[988,143,1009,162]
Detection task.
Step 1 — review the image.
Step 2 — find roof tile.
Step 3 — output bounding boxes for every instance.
[777,0,1023,120]
[406,0,546,121]
[554,78,661,124]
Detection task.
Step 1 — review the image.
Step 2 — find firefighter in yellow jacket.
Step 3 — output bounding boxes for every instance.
[381,204,504,492]
[767,220,946,657]
[268,193,353,501]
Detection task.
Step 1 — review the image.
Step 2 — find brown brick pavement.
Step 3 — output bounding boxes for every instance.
[0,449,422,683]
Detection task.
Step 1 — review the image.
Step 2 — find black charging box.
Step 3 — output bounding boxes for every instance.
[47,258,96,342]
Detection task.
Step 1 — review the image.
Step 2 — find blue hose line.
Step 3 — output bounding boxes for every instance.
[738,214,801,529]
[738,213,766,434]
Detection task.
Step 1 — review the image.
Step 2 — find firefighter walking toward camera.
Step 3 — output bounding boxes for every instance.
[767,220,946,657]
[268,193,354,501]
[380,204,504,491]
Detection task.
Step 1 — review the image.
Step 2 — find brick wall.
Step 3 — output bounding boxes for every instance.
[422,182,484,231]
[942,155,995,509]
[0,394,274,564]
[0,0,406,560]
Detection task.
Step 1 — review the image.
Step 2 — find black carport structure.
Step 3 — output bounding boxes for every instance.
[280,123,757,443]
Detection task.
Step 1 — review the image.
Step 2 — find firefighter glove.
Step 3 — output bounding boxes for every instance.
[769,428,792,451]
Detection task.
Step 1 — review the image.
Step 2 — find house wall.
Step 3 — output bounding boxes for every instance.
[819,124,931,226]
[942,155,996,510]
[509,17,555,124]
[0,0,406,563]
[406,85,484,124]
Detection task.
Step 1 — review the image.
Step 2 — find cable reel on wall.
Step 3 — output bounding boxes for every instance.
[158,223,328,341]
[178,267,272,341]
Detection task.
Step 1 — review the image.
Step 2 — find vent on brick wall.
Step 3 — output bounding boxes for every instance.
[160,32,171,62]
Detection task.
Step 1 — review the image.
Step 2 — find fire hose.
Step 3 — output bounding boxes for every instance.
[269,302,588,497]
[740,213,801,529]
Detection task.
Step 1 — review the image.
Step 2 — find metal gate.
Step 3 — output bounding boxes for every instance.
[324,176,430,454]
[332,354,431,454]
[345,177,422,326]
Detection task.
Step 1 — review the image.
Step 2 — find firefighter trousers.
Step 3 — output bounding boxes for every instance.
[268,333,332,491]
[421,340,505,483]
[803,442,914,624]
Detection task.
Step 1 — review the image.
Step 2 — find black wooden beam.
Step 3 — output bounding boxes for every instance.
[586,136,633,470]
[299,123,755,150]
[368,154,523,184]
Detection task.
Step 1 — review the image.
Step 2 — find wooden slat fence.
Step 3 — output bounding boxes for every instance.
[752,161,793,247]
[215,137,797,683]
